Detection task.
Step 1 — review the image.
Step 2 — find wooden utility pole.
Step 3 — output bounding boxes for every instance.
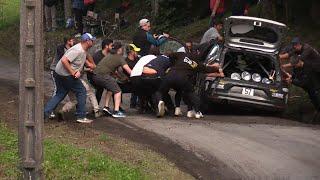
[19,0,44,179]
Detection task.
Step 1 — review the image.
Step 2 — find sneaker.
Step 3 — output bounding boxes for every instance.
[174,107,183,116]
[112,111,126,118]
[157,101,165,117]
[187,110,196,118]
[94,110,102,118]
[76,117,93,123]
[103,106,113,116]
[195,111,204,119]
[49,112,56,119]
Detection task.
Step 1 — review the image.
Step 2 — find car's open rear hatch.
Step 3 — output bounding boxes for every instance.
[224,16,287,53]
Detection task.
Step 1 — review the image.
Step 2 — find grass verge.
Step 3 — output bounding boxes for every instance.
[0,123,144,180]
[0,0,20,30]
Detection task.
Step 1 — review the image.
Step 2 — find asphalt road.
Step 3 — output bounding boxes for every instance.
[2,56,320,179]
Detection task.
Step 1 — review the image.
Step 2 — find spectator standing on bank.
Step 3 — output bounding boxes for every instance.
[200,20,223,44]
[72,0,85,36]
[84,0,96,13]
[232,0,249,16]
[209,0,225,27]
[133,18,169,57]
[44,0,58,32]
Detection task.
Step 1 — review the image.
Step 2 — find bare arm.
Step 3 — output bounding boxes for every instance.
[122,64,132,75]
[281,63,293,69]
[85,53,96,69]
[279,53,289,61]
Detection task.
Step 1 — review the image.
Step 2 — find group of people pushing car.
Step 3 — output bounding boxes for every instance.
[44,17,320,124]
[44,18,224,123]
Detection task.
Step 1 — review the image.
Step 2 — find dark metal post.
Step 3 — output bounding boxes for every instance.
[19,0,44,179]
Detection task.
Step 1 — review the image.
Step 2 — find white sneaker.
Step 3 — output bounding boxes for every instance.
[187,110,196,118]
[195,111,204,119]
[174,107,183,116]
[157,101,165,117]
[76,117,93,124]
[49,112,56,119]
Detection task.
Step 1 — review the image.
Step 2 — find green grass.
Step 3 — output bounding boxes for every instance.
[0,123,144,180]
[0,0,20,30]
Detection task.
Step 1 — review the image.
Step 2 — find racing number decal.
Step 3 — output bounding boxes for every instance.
[242,88,254,96]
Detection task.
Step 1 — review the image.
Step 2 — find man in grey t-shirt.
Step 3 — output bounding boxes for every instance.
[200,20,223,44]
[48,36,75,119]
[44,33,96,123]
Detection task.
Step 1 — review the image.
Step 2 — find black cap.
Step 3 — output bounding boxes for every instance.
[291,37,301,46]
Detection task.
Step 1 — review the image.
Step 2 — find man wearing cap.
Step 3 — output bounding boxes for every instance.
[92,42,132,118]
[281,37,320,110]
[282,37,320,68]
[44,33,96,123]
[114,44,140,108]
[133,18,170,56]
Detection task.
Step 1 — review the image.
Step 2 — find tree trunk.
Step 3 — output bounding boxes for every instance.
[151,0,160,17]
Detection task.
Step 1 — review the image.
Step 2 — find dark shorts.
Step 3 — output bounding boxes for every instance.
[92,74,121,93]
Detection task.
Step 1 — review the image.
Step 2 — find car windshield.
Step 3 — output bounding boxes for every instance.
[230,24,278,44]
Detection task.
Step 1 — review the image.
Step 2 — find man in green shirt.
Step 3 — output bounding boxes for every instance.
[93,42,131,118]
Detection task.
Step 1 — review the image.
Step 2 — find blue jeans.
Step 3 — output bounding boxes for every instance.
[44,73,87,118]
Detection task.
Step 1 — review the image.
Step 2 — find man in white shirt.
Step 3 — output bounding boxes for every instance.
[200,20,223,44]
[130,47,159,113]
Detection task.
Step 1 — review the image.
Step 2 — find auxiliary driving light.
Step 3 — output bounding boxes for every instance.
[262,78,272,84]
[241,71,251,81]
[252,73,262,82]
[231,73,241,80]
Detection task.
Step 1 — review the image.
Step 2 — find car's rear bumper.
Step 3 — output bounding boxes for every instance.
[205,91,286,111]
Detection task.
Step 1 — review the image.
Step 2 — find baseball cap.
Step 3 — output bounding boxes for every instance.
[81,33,96,41]
[128,44,141,52]
[291,37,301,46]
[139,18,150,27]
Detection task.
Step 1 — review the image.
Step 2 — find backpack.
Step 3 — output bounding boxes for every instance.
[44,0,58,7]
[84,0,96,6]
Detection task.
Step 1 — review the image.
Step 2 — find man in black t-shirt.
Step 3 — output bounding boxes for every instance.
[155,52,224,118]
[116,44,140,108]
